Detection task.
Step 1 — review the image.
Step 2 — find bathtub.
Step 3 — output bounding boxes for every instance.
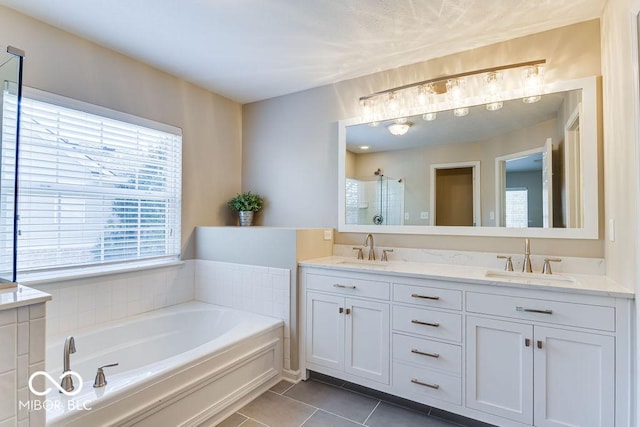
[42,301,283,426]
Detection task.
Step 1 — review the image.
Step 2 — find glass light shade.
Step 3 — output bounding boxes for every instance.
[486,101,503,111]
[453,107,469,117]
[422,112,437,121]
[446,78,467,106]
[522,65,544,103]
[484,72,504,111]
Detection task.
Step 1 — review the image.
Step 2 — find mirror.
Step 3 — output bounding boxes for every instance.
[338,77,598,238]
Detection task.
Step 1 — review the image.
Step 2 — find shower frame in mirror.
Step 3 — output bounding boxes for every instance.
[338,76,598,239]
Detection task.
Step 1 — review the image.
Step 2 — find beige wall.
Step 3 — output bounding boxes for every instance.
[243,20,603,258]
[0,6,243,259]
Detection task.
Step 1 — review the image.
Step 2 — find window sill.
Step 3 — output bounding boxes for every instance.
[17,258,184,286]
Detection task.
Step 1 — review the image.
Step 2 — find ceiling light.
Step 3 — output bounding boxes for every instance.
[360,145,370,150]
[387,121,412,136]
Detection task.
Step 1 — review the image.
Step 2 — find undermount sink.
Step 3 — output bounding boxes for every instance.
[336,259,389,269]
[485,269,576,283]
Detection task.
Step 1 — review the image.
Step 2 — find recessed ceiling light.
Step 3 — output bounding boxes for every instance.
[360,145,370,150]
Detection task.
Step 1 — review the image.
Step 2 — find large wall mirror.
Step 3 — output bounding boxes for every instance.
[338,77,598,238]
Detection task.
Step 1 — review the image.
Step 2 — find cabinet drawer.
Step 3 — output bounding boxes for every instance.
[466,292,615,332]
[306,273,390,300]
[393,361,461,405]
[393,333,461,375]
[393,283,462,311]
[393,305,462,342]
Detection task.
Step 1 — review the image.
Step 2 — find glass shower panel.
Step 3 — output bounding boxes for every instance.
[0,47,23,284]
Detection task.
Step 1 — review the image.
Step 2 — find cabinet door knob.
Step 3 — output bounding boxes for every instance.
[537,340,543,349]
[411,378,440,389]
[339,307,344,314]
[525,338,531,347]
[345,308,351,315]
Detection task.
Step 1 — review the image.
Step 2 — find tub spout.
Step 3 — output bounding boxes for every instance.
[60,336,76,393]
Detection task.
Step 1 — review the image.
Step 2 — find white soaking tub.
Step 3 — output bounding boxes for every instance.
[43,301,283,426]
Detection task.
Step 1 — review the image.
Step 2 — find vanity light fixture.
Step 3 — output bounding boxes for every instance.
[358,59,546,123]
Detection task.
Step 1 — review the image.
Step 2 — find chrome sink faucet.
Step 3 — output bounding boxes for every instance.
[364,233,376,261]
[60,336,76,393]
[522,238,533,273]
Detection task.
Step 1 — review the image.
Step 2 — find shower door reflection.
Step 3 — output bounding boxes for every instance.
[345,174,405,226]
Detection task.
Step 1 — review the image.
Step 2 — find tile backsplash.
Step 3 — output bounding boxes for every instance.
[29,261,194,339]
[194,259,291,370]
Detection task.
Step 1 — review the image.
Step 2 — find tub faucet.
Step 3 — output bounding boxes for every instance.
[60,336,76,393]
[364,233,376,261]
[522,238,533,273]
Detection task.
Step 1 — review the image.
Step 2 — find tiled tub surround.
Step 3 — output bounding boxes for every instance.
[29,260,195,338]
[194,259,292,371]
[299,256,633,427]
[0,285,51,427]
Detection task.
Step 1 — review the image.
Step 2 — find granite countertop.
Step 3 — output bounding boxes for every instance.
[0,285,52,310]
[299,256,634,299]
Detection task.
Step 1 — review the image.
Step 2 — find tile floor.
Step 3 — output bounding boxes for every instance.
[217,374,495,427]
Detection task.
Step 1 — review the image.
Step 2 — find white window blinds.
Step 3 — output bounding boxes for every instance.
[2,88,182,275]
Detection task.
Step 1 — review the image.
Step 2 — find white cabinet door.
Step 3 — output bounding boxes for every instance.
[345,298,390,383]
[466,316,533,424]
[306,292,345,371]
[533,327,615,427]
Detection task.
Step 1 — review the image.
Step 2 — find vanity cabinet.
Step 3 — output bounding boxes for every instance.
[305,273,390,384]
[466,292,615,427]
[300,265,631,427]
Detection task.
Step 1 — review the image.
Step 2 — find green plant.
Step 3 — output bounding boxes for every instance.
[227,191,264,212]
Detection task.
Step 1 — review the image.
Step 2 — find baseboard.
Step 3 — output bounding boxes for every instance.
[282,368,301,382]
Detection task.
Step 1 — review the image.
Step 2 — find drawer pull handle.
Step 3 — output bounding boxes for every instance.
[333,284,357,289]
[411,378,440,389]
[516,306,553,315]
[411,348,440,358]
[411,293,440,300]
[411,319,440,327]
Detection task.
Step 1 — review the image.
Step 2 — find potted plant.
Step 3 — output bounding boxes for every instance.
[227,191,264,226]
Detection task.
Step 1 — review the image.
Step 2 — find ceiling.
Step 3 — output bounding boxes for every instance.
[0,0,605,104]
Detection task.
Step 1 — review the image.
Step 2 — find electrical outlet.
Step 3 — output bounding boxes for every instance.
[489,211,495,221]
[420,211,429,220]
[404,212,410,220]
[323,229,333,241]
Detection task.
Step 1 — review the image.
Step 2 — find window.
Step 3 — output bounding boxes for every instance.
[1,88,181,277]
[505,187,528,228]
